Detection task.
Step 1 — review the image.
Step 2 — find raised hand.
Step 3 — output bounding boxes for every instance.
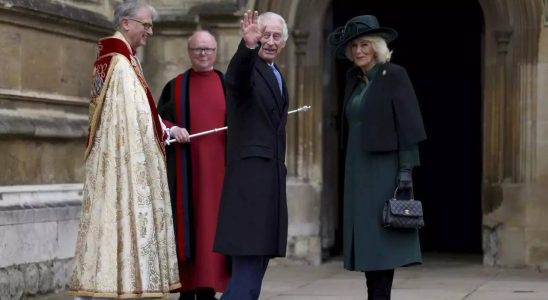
[241,10,261,48]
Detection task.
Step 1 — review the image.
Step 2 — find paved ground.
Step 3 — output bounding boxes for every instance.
[37,254,548,300]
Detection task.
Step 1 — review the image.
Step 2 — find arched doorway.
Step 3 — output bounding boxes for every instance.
[256,0,545,267]
[328,0,484,253]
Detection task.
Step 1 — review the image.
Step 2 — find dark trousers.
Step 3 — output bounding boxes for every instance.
[365,269,395,300]
[180,288,217,300]
[220,255,270,300]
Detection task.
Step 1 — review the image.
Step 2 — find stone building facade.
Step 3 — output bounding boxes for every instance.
[1,0,548,298]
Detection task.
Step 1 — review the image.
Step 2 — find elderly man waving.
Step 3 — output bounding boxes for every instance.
[214,10,290,300]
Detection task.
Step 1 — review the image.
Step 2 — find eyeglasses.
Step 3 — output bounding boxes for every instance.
[262,32,283,42]
[126,18,153,30]
[189,48,216,55]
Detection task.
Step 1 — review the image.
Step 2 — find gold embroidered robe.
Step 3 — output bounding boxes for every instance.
[69,32,180,298]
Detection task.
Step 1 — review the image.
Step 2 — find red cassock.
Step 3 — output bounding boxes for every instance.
[158,69,229,292]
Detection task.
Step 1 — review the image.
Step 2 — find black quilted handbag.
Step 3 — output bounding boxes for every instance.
[382,187,424,229]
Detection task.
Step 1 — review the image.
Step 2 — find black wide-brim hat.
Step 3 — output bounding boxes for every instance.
[328,15,398,59]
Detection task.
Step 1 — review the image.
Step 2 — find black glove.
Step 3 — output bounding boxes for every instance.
[397,165,413,190]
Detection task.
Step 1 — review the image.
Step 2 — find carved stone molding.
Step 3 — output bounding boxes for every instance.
[0,88,88,107]
[480,0,541,185]
[0,0,112,42]
[0,183,83,211]
[291,29,311,179]
[544,0,548,26]
[494,30,513,54]
[0,89,88,138]
[293,29,309,56]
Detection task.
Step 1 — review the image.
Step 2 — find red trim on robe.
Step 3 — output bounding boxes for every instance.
[174,73,187,262]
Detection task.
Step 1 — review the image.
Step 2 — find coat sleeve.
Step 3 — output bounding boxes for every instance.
[391,65,427,149]
[157,79,176,125]
[225,39,258,96]
[398,144,420,167]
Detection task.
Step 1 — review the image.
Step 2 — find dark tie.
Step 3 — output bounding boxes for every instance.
[269,64,283,95]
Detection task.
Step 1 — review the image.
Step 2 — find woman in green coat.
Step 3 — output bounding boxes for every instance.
[328,15,427,300]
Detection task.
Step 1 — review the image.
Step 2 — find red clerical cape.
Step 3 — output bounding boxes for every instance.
[157,69,229,292]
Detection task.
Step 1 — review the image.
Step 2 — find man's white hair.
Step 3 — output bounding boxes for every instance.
[345,35,393,63]
[257,12,289,43]
[113,0,158,30]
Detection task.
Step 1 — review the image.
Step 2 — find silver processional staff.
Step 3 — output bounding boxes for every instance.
[167,105,311,144]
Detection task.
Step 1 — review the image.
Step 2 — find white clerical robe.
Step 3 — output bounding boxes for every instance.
[69,32,180,298]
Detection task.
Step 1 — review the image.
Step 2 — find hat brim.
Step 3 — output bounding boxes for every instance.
[333,28,398,59]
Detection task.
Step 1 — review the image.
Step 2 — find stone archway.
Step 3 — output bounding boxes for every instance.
[254,0,547,268]
[478,0,543,267]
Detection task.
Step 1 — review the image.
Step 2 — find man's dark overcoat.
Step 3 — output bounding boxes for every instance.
[214,40,289,257]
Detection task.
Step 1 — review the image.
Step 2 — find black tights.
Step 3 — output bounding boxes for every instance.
[365,269,395,300]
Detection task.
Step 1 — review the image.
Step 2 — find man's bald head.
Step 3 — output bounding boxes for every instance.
[187,30,218,72]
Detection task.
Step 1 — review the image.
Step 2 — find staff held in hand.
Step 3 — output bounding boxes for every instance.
[166,105,311,145]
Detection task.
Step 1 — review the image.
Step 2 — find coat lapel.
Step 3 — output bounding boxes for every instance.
[256,60,283,112]
[280,69,289,129]
[279,64,289,109]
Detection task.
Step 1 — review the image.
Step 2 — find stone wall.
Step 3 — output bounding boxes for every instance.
[0,184,82,298]
[0,258,74,299]
[478,0,548,270]
[0,0,112,185]
[0,1,111,298]
[532,0,548,271]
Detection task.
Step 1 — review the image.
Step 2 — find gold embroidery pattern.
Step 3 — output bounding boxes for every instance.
[70,57,180,298]
[91,63,108,99]
[86,56,117,160]
[97,42,103,59]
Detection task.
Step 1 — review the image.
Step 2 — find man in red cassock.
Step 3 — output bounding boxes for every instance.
[157,30,229,300]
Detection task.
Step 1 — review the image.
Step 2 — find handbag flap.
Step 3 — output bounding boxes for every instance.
[388,199,423,217]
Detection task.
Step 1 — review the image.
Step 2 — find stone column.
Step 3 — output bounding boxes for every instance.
[483,29,512,213]
[284,29,322,265]
[496,29,513,182]
[293,29,310,179]
[483,29,514,266]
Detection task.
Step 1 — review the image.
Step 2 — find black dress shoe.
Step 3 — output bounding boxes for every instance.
[179,291,196,300]
[196,288,217,300]
[196,296,217,300]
